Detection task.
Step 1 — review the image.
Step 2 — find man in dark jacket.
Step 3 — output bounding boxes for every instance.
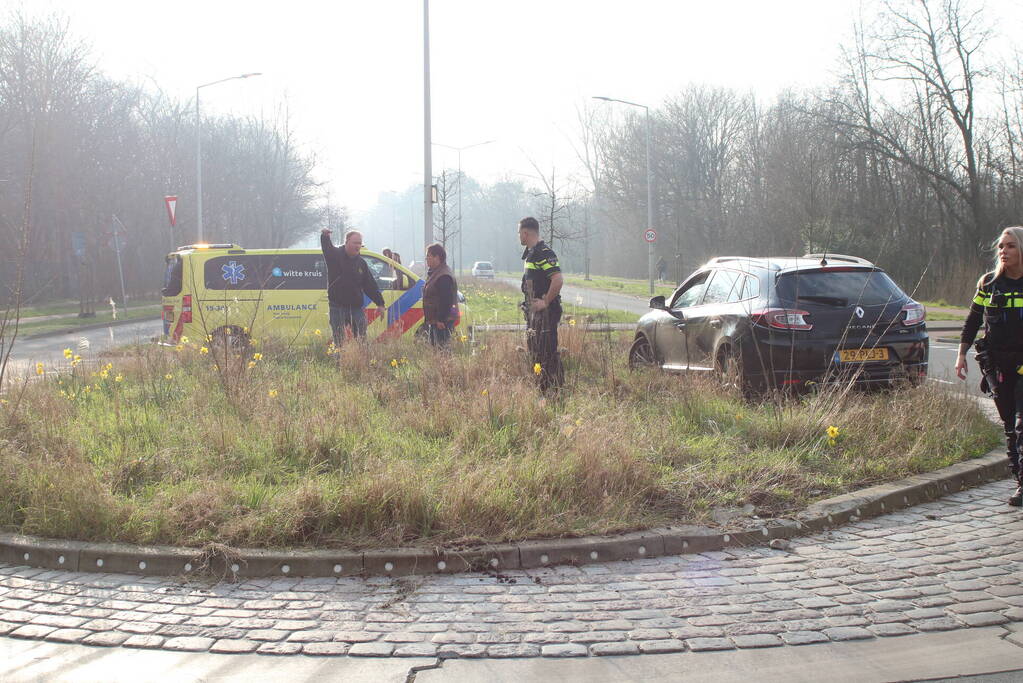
[320,228,386,346]
[422,242,457,346]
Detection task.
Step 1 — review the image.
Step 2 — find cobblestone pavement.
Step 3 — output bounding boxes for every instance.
[1,480,1021,660]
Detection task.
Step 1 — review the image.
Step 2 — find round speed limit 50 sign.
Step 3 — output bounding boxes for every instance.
[643,229,657,243]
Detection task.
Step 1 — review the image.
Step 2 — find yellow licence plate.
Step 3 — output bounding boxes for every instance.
[838,348,889,362]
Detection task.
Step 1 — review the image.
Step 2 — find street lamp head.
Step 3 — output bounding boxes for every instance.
[592,96,613,102]
[240,72,262,78]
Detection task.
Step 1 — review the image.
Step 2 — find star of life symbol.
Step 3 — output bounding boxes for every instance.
[222,260,246,285]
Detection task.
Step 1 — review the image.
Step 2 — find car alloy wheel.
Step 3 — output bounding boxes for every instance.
[716,348,744,393]
[628,336,658,370]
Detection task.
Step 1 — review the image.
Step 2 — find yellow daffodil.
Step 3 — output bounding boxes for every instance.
[206,334,213,343]
[314,329,322,336]
[175,344,184,352]
[105,362,113,371]
[180,336,189,344]
[115,374,124,383]
[247,361,256,369]
[569,318,577,326]
[73,355,82,363]
[481,388,488,396]
[252,353,263,361]
[99,370,108,379]
[242,326,249,334]
[164,373,173,380]
[268,389,278,398]
[533,363,542,375]
[35,362,44,376]
[199,346,209,355]
[390,359,398,368]
[460,335,468,343]
[63,348,73,359]
[826,425,840,439]
[84,385,91,394]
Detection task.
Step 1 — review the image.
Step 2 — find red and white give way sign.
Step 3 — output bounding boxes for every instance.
[643,228,657,243]
[164,195,178,227]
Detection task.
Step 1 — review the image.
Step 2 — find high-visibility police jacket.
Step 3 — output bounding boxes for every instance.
[521,241,561,303]
[960,271,1023,352]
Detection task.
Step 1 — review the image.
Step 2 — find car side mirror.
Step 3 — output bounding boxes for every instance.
[649,295,666,310]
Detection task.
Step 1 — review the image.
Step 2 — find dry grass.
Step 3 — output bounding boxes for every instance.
[0,328,998,549]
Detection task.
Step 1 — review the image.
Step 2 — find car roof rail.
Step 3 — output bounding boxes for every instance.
[801,253,874,267]
[705,256,780,270]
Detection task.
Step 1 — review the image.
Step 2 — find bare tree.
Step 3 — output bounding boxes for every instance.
[432,169,459,249]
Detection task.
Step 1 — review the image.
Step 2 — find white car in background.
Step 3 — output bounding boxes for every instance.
[471,261,495,278]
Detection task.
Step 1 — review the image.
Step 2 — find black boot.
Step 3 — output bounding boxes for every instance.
[1007,434,1021,507]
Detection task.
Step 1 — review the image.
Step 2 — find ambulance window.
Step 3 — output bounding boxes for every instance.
[162,255,183,297]
[204,254,326,290]
[363,255,407,290]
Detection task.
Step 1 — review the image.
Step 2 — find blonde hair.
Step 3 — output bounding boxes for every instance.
[992,226,1023,281]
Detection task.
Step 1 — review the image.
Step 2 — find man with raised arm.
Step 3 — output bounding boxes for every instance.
[320,228,386,346]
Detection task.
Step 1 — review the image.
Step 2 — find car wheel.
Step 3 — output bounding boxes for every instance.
[715,347,745,393]
[210,325,250,353]
[628,335,658,370]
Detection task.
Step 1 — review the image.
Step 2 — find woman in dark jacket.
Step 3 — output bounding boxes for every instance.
[956,226,1023,507]
[421,243,457,346]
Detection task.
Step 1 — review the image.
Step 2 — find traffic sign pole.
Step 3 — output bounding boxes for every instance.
[644,228,657,294]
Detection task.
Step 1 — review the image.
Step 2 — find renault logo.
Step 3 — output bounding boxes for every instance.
[854,306,864,318]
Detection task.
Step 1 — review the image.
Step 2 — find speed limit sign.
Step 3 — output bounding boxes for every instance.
[644,229,657,243]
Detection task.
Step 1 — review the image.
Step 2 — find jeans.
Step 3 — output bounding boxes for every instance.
[329,305,367,346]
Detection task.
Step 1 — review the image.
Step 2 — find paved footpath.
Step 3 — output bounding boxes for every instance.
[1,480,1022,681]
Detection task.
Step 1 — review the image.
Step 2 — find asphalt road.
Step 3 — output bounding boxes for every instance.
[4,319,163,378]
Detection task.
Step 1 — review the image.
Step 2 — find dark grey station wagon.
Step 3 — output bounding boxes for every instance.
[628,254,929,391]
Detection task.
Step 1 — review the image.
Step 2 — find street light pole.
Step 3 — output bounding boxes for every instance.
[196,72,261,243]
[423,0,434,253]
[593,96,655,295]
[433,140,494,276]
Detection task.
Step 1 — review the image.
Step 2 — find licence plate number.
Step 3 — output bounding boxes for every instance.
[837,348,889,362]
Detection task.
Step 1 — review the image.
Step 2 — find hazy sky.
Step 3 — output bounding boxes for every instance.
[17,1,1023,218]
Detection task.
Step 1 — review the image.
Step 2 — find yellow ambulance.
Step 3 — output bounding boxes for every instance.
[160,243,464,345]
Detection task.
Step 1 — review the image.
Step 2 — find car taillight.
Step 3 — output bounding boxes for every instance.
[901,302,925,326]
[751,308,813,331]
[181,294,192,323]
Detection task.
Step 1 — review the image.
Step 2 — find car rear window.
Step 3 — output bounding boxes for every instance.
[476,262,493,269]
[777,269,906,306]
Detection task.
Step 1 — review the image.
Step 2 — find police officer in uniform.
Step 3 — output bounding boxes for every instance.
[519,217,564,393]
[956,226,1023,507]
